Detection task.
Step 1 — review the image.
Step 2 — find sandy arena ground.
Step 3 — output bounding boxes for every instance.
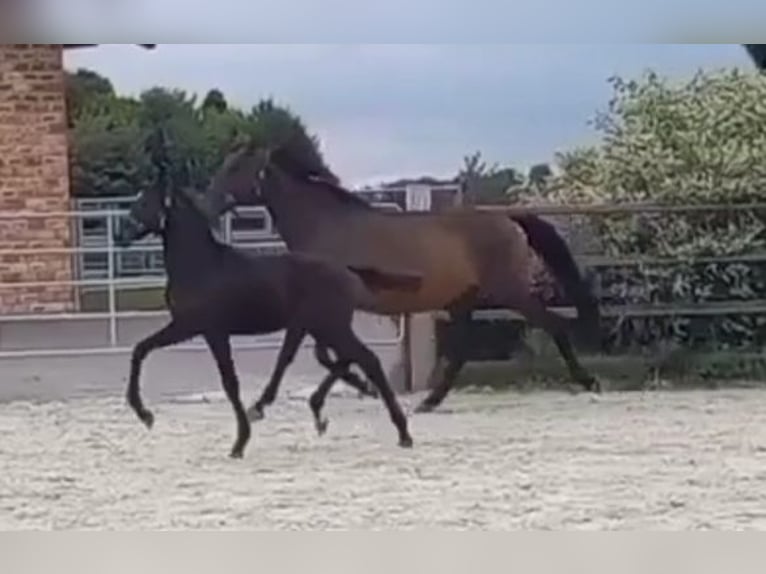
[3,378,766,530]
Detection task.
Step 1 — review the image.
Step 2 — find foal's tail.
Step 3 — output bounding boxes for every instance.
[510,213,600,341]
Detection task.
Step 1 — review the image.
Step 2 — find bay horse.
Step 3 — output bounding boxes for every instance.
[196,139,603,413]
[113,177,421,458]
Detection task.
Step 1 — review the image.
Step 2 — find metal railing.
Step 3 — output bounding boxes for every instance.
[6,193,760,355]
[72,196,406,279]
[0,200,407,358]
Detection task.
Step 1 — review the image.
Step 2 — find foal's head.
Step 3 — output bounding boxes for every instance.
[114,186,168,248]
[114,184,219,249]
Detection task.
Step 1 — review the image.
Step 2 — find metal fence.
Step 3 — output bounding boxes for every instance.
[73,194,408,279]
[3,193,762,356]
[0,190,420,359]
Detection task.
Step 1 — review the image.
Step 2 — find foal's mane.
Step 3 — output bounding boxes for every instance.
[268,144,375,211]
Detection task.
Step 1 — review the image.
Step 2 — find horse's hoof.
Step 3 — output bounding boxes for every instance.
[229,449,244,460]
[316,419,329,436]
[247,406,264,422]
[399,436,414,449]
[414,401,436,414]
[139,410,154,429]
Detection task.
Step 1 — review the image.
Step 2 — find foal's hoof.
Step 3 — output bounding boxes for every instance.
[414,401,436,414]
[564,383,582,396]
[399,436,414,449]
[139,409,155,429]
[587,378,603,394]
[229,448,244,460]
[315,418,329,436]
[247,405,265,422]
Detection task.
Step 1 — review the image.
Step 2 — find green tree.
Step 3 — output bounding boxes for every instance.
[460,151,523,204]
[65,68,115,126]
[67,69,327,197]
[70,117,150,198]
[527,163,553,187]
[68,83,150,197]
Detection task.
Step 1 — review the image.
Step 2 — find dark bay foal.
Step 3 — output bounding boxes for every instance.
[114,183,420,458]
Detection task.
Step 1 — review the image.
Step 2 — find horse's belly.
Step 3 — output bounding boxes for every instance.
[369,273,474,314]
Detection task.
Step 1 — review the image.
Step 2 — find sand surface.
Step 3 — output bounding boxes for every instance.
[3,384,766,529]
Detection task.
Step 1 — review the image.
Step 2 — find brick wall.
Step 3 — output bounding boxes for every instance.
[0,44,75,314]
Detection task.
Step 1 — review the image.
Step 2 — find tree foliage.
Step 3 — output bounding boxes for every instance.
[459,151,542,204]
[66,69,329,198]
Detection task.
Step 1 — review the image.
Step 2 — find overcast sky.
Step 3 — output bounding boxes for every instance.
[64,43,752,186]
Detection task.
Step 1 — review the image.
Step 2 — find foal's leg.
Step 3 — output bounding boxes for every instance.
[310,344,379,436]
[327,329,413,448]
[247,325,307,422]
[314,344,377,398]
[127,320,197,429]
[308,365,348,436]
[203,333,251,459]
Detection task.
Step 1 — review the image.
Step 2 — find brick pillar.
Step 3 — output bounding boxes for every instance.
[0,44,75,314]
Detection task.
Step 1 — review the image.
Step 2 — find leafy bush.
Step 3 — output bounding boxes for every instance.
[517,69,766,351]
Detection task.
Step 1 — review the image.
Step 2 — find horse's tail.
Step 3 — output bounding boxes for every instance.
[510,213,600,338]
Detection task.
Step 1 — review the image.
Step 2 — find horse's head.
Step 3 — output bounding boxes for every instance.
[203,140,272,220]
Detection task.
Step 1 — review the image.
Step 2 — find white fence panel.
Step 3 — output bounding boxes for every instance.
[0,189,452,359]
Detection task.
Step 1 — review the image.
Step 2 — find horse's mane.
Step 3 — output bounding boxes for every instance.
[269,143,375,211]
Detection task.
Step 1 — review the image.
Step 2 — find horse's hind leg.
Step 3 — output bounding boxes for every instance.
[415,309,471,413]
[513,296,599,393]
[204,333,251,459]
[247,325,307,422]
[551,332,600,393]
[415,286,479,414]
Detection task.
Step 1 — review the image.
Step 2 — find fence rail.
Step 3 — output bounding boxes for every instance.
[0,199,408,358]
[466,201,766,322]
[1,196,766,356]
[437,300,766,322]
[478,201,766,216]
